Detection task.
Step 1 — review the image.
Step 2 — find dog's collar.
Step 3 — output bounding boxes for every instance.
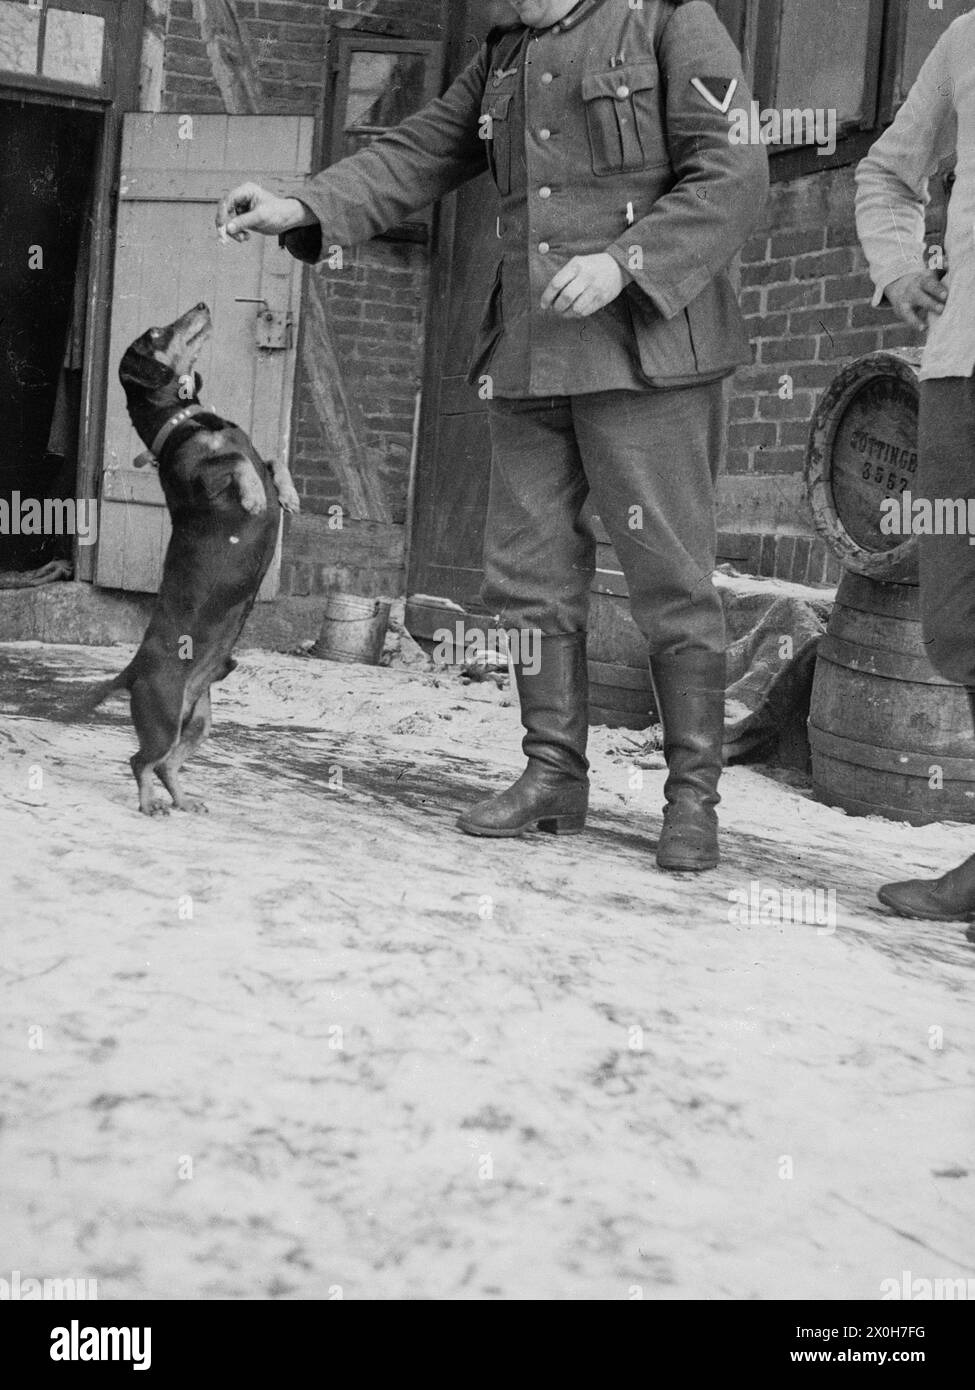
[146,404,208,463]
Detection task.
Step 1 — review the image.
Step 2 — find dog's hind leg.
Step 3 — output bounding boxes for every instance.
[156,689,213,813]
[129,677,184,815]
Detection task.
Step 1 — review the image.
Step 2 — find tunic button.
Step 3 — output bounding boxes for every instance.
[539,128,551,140]
[539,186,552,198]
[616,85,630,99]
[538,241,550,254]
[541,72,554,84]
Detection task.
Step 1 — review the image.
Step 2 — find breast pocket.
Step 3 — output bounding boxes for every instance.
[480,92,514,195]
[581,62,667,177]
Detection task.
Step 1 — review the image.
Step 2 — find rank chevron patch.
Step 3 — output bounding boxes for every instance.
[690,75,739,113]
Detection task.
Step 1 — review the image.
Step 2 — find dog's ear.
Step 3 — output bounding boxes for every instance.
[194,370,204,395]
[119,346,171,392]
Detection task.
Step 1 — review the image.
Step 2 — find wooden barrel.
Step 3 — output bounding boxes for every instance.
[805,350,922,583]
[313,593,391,665]
[808,572,975,824]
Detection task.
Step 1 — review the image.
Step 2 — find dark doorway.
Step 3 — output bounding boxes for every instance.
[0,98,100,572]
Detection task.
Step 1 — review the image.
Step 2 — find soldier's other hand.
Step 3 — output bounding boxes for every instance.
[541,254,626,317]
[884,270,947,332]
[215,183,316,243]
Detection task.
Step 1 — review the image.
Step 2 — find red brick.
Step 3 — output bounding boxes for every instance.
[728,422,778,449]
[793,248,856,281]
[747,312,789,339]
[778,419,816,448]
[880,324,925,350]
[756,390,816,421]
[767,281,823,311]
[768,228,826,259]
[851,302,900,328]
[758,336,816,364]
[788,305,851,336]
[725,448,752,474]
[826,225,860,248]
[752,446,807,473]
[817,329,880,360]
[728,393,759,421]
[741,261,790,287]
[823,272,876,303]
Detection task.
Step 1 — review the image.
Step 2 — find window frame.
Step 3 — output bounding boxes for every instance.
[716,0,910,181]
[0,0,118,104]
[322,31,443,244]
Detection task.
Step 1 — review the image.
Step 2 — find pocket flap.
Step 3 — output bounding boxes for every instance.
[582,63,657,102]
[484,92,513,120]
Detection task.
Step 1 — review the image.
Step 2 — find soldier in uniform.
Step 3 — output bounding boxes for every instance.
[217,0,769,872]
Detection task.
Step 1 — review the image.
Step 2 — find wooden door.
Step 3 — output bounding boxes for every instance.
[407,1,499,619]
[95,113,313,597]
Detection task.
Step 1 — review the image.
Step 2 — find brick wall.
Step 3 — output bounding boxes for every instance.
[159,0,445,598]
[719,160,946,586]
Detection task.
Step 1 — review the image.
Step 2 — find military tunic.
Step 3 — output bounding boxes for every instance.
[281,0,767,398]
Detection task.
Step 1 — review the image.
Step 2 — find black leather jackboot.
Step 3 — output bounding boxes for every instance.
[649,649,727,872]
[878,691,975,922]
[878,855,975,921]
[457,632,589,837]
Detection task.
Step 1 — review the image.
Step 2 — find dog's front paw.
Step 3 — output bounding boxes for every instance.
[240,491,267,516]
[278,485,301,514]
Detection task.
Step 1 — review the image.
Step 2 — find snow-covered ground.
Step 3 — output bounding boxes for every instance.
[1,641,973,1300]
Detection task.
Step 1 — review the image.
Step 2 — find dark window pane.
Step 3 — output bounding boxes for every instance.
[344,50,429,142]
[775,0,873,126]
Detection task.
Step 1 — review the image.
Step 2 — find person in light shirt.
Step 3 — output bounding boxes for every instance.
[856,8,975,924]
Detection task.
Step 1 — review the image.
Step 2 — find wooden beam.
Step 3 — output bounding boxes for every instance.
[191,0,263,114]
[301,284,392,524]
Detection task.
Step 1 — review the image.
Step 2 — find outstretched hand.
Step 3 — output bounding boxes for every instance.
[215,183,316,243]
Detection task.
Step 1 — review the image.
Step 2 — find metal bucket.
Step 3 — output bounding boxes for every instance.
[312,593,391,665]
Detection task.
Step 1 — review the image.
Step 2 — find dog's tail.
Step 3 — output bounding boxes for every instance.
[62,662,135,720]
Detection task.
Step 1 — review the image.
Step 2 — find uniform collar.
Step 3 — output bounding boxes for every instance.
[533,0,611,33]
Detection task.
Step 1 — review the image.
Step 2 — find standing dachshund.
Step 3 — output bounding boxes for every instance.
[84,303,299,814]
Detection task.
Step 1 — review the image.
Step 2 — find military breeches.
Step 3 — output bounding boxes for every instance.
[481,384,726,654]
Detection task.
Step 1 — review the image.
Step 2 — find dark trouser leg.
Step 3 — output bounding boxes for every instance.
[458,398,593,837]
[881,378,975,920]
[480,396,595,633]
[572,386,726,869]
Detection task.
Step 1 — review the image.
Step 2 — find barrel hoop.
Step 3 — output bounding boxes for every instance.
[811,786,941,826]
[808,722,975,780]
[588,660,652,692]
[817,633,952,685]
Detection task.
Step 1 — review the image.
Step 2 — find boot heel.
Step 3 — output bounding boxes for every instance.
[538,813,586,835]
